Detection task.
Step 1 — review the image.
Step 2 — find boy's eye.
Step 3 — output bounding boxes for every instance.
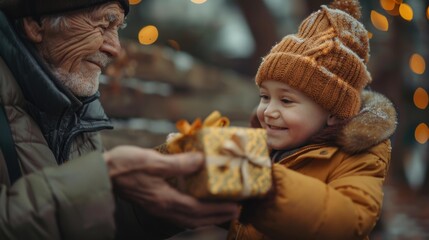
[281,98,292,104]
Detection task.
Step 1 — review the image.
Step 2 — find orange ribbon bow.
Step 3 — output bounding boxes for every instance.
[167,111,230,153]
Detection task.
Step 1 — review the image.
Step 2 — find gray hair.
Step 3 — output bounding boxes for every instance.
[41,16,69,31]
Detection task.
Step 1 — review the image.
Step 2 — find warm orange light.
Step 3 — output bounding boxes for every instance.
[191,0,207,4]
[410,53,426,75]
[380,0,395,11]
[413,87,429,110]
[386,5,400,16]
[371,11,389,31]
[138,25,158,45]
[415,123,429,144]
[386,0,402,16]
[399,3,413,21]
[427,6,429,20]
[167,39,181,51]
[367,31,373,39]
[129,0,141,5]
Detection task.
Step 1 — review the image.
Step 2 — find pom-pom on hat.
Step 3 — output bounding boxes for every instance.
[255,0,371,119]
[0,0,129,19]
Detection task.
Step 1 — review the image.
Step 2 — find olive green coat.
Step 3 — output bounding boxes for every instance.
[0,57,116,239]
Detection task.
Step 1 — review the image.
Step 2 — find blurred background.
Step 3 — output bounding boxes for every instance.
[100,0,429,239]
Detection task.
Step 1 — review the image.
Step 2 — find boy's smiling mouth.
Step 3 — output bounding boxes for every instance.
[267,124,287,130]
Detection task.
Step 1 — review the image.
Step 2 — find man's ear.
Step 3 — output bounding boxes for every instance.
[327,115,340,126]
[22,17,43,43]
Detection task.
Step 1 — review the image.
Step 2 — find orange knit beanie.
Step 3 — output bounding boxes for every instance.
[255,0,371,119]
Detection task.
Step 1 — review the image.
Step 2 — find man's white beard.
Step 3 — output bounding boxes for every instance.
[52,68,101,97]
[50,52,110,97]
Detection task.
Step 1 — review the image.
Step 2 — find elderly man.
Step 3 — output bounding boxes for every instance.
[0,0,238,239]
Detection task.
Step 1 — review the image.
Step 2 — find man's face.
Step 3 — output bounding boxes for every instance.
[36,2,126,97]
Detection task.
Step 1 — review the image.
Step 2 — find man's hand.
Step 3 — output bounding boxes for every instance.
[103,146,239,228]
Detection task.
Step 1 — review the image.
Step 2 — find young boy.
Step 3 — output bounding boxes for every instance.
[228,0,397,239]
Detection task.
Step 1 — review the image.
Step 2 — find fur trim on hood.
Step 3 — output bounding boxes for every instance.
[337,90,397,153]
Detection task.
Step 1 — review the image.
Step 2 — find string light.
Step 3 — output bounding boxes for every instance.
[415,123,429,144]
[380,0,395,11]
[167,39,181,51]
[427,6,429,20]
[371,10,389,31]
[399,3,413,21]
[410,54,426,75]
[138,25,159,45]
[413,87,428,110]
[129,0,141,5]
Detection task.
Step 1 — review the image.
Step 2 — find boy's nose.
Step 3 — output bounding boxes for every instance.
[264,104,280,119]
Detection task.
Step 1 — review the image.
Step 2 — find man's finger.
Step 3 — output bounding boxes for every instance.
[162,187,240,217]
[145,152,205,177]
[119,179,239,228]
[153,190,238,228]
[132,183,239,218]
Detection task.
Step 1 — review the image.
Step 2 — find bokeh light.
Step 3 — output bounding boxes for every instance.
[415,123,429,144]
[167,39,181,51]
[386,4,400,16]
[368,31,373,39]
[371,10,389,31]
[399,3,413,21]
[413,87,428,110]
[427,6,429,20]
[190,0,207,4]
[138,25,159,45]
[380,0,395,11]
[409,53,426,75]
[128,0,141,5]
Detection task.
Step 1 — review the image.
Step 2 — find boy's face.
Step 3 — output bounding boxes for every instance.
[256,80,330,150]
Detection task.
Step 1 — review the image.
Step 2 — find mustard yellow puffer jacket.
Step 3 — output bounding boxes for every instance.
[228,90,397,240]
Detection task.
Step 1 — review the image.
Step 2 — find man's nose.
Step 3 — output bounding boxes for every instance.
[101,31,121,58]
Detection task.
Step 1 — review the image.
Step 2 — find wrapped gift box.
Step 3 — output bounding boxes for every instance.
[169,125,272,200]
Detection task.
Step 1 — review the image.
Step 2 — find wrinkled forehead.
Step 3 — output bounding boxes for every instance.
[62,3,126,23]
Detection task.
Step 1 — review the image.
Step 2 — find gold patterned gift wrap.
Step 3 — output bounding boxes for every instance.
[166,111,230,154]
[179,127,272,201]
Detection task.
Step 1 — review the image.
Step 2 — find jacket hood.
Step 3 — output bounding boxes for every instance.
[337,90,397,153]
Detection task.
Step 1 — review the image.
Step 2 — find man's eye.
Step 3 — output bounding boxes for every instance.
[99,24,108,31]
